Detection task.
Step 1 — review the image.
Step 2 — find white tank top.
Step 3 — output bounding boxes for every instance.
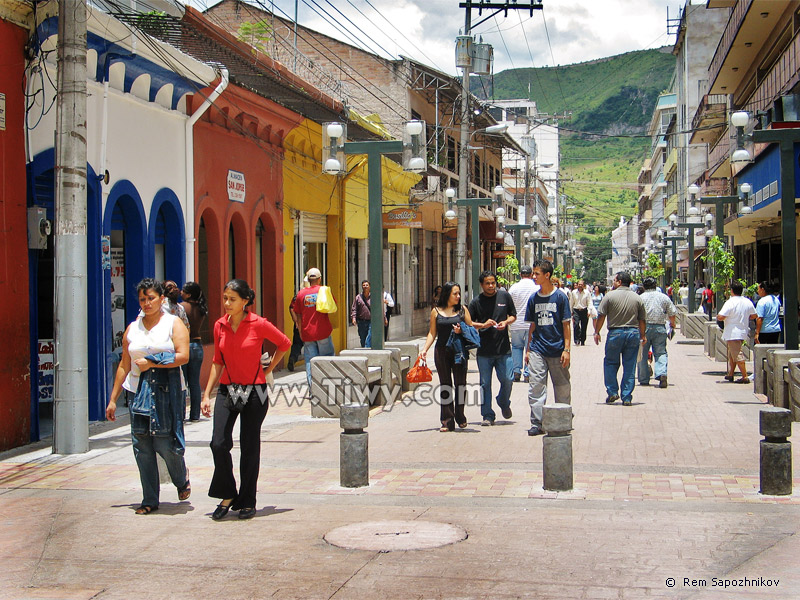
[123,313,178,393]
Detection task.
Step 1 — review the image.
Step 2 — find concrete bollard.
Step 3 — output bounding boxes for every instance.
[759,406,792,496]
[340,402,369,488]
[542,404,573,492]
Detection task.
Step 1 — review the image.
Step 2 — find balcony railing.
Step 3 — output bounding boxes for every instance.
[691,94,728,144]
[708,0,754,91]
[748,30,800,115]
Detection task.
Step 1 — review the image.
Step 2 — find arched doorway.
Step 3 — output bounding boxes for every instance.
[149,188,186,286]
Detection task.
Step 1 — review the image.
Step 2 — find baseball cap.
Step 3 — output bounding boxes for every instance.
[307,268,322,279]
[520,265,532,275]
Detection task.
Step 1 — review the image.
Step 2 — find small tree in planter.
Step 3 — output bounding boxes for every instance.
[642,252,665,283]
[701,236,734,303]
[496,255,520,289]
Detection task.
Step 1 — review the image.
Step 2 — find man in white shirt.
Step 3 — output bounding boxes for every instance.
[717,280,757,383]
[508,265,539,382]
[569,280,593,346]
[383,290,395,340]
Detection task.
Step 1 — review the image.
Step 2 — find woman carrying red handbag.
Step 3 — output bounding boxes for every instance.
[419,282,476,432]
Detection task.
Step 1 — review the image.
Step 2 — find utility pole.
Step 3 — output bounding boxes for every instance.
[455,1,542,300]
[53,0,89,454]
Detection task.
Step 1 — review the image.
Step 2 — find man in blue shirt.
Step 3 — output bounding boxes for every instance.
[755,281,782,344]
[524,259,572,436]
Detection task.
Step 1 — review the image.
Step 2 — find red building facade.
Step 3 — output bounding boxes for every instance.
[0,17,31,449]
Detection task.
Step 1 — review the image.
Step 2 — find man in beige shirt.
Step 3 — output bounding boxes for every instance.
[569,279,592,346]
[593,271,646,406]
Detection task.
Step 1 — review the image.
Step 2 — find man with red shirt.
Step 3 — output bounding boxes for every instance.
[291,268,335,386]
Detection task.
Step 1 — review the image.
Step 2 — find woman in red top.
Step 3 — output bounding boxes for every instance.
[201,279,291,520]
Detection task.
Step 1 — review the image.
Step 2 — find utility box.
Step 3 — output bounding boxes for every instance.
[27,206,50,250]
[455,36,472,69]
[471,42,493,75]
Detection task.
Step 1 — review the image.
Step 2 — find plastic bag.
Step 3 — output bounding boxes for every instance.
[406,356,433,383]
[316,286,337,313]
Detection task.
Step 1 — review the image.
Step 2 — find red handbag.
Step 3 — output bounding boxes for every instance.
[406,356,433,383]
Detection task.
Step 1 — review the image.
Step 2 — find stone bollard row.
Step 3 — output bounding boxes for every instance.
[340,402,369,488]
[759,406,792,496]
[542,404,573,492]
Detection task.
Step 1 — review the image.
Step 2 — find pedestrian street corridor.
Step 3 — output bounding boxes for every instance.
[1,331,798,599]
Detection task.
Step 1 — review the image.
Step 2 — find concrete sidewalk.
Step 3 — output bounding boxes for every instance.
[1,333,798,599]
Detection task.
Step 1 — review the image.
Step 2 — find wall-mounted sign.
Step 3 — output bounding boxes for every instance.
[0,92,5,130]
[492,250,514,259]
[227,169,246,203]
[38,340,54,403]
[382,208,422,229]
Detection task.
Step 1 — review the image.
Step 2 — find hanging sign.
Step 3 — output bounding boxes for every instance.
[492,250,514,259]
[382,208,422,229]
[227,170,246,203]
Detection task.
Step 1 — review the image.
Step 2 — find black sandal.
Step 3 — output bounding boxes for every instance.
[135,505,158,515]
[178,480,191,501]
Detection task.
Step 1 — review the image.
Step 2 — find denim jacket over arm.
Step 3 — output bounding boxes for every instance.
[131,352,184,436]
[445,321,481,364]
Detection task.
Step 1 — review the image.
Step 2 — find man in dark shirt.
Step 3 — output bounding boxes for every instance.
[468,271,517,426]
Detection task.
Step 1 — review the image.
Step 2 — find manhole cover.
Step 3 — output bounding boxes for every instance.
[324,520,467,551]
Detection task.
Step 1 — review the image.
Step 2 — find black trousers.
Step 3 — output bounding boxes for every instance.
[573,308,589,344]
[434,346,467,429]
[209,385,269,510]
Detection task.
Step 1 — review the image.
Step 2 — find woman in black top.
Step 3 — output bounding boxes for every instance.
[180,282,208,421]
[420,282,475,432]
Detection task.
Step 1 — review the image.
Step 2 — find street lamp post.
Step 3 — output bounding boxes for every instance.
[663,227,686,304]
[699,194,739,246]
[455,196,493,296]
[322,120,426,350]
[504,224,534,263]
[676,220,706,313]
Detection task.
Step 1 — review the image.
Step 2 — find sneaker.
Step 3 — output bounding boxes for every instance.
[528,426,544,436]
[622,398,632,406]
[658,375,668,389]
[481,419,494,427]
[501,406,513,419]
[605,394,619,404]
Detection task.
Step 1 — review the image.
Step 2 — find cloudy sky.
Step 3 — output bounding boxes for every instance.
[195,0,696,75]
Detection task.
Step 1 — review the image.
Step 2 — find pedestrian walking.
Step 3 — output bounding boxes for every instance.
[701,283,714,320]
[591,284,604,331]
[419,282,476,432]
[201,279,291,520]
[180,281,208,421]
[524,260,571,436]
[383,290,395,340]
[350,280,373,348]
[593,271,646,406]
[508,265,539,383]
[468,271,517,426]
[717,280,757,384]
[569,279,592,345]
[291,268,335,386]
[637,277,677,388]
[755,281,782,344]
[678,282,689,307]
[286,278,309,372]
[106,278,191,515]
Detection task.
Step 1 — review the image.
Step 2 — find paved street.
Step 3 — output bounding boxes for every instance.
[1,332,799,599]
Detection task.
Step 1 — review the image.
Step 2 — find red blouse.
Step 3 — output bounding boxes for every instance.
[212,311,291,385]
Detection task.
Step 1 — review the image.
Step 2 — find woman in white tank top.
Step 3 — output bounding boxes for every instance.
[107,279,190,515]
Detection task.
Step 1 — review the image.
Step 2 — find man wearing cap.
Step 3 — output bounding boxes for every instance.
[291,268,335,386]
[508,265,539,383]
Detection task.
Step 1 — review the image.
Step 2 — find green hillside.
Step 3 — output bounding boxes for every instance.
[473,48,676,280]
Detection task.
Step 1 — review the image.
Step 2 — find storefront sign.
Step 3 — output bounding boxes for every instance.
[110,248,126,350]
[38,340,54,403]
[227,169,246,203]
[382,208,422,228]
[492,250,514,258]
[0,93,5,131]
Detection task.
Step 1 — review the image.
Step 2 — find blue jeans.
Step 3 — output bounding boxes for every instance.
[603,328,640,403]
[181,341,204,420]
[510,329,529,378]
[356,320,371,348]
[638,324,668,384]
[303,335,335,386]
[126,390,188,508]
[476,353,513,421]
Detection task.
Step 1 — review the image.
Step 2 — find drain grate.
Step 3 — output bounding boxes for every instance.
[324,520,467,552]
